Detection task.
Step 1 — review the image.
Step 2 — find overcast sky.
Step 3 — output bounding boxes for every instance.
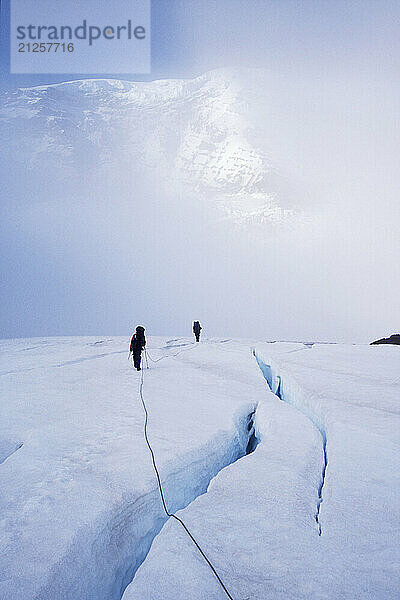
[1,1,399,342]
[2,0,400,87]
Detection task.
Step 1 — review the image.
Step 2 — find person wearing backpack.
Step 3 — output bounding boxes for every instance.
[193,321,202,342]
[130,326,146,370]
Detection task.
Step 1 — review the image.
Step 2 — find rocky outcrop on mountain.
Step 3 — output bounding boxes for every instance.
[370,334,400,345]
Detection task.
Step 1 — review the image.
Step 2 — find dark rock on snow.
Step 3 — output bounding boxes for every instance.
[370,334,400,345]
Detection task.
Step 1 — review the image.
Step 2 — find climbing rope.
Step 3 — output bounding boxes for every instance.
[134,345,235,600]
[145,341,198,364]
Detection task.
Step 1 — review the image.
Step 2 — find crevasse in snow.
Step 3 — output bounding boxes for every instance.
[254,350,327,535]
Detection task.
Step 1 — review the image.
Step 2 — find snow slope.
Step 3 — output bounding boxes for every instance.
[0,338,399,599]
[0,70,287,223]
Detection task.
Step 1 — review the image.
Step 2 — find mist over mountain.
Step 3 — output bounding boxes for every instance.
[0,69,292,224]
[0,68,398,341]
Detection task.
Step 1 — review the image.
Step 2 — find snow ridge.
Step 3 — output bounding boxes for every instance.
[254,351,327,535]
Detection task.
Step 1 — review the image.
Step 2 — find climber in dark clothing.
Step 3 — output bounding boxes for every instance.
[193,321,202,342]
[130,326,146,371]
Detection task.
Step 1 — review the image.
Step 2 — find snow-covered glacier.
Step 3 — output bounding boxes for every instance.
[0,70,290,224]
[123,341,400,600]
[0,337,399,599]
[0,337,259,599]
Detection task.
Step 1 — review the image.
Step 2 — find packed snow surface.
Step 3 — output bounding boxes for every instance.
[0,338,399,599]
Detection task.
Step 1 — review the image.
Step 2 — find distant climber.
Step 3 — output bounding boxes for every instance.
[370,333,400,346]
[193,321,202,342]
[130,326,146,370]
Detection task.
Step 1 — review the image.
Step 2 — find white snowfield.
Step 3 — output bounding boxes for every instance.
[124,341,400,600]
[0,338,399,600]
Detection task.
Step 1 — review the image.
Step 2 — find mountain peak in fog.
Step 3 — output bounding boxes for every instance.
[0,69,289,224]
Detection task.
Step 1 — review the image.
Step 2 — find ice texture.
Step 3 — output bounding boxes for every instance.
[0,338,399,599]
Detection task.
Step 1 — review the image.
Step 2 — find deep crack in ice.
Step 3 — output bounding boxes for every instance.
[118,404,259,599]
[254,350,327,535]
